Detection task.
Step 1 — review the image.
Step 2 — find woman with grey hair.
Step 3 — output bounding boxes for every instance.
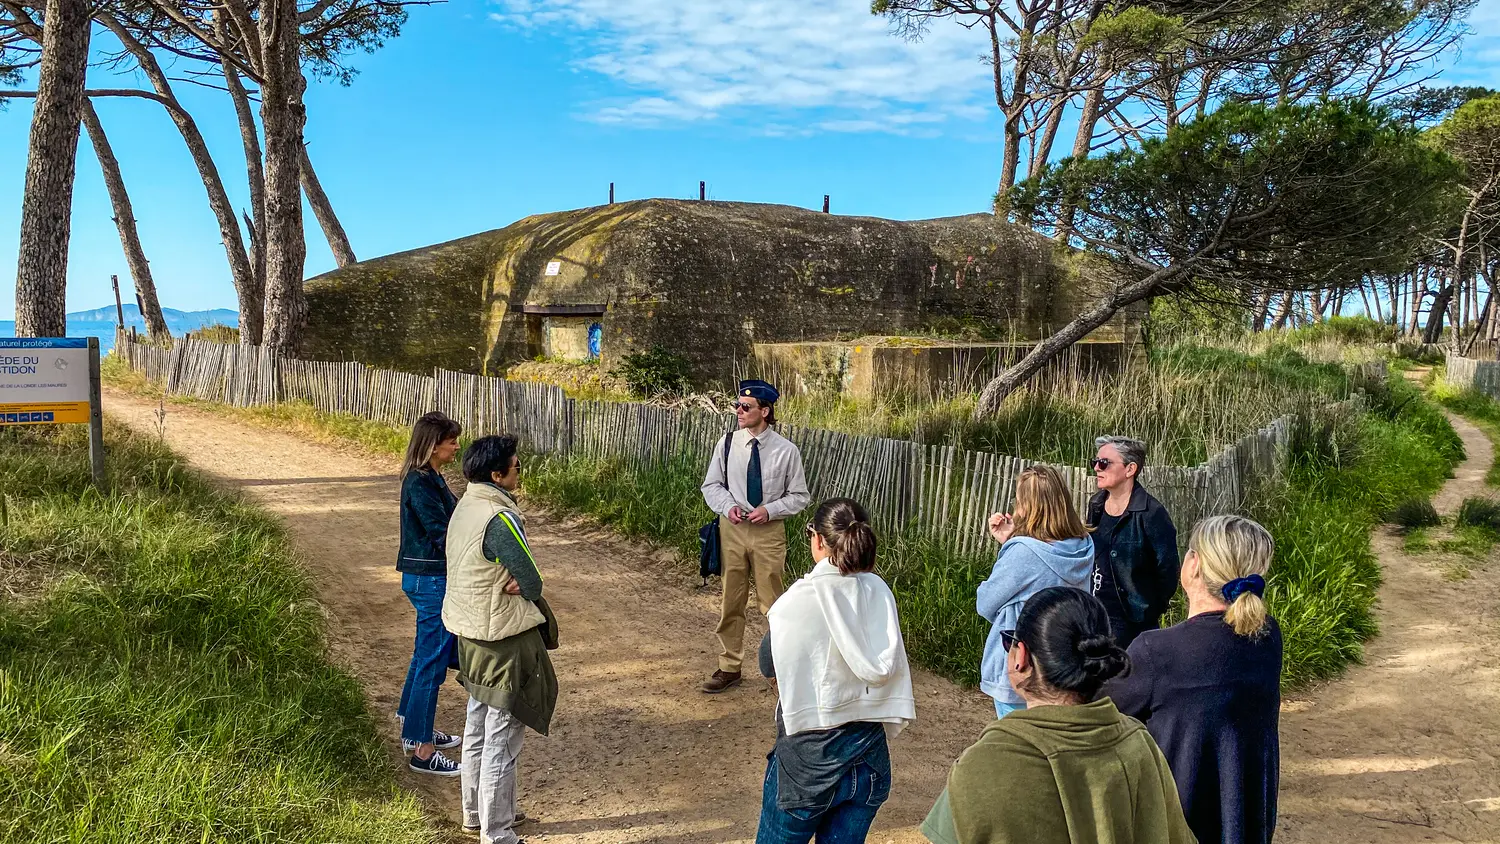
[1086,435,1180,648]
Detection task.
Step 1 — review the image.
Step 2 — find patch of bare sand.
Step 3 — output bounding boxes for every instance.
[101,388,992,843]
[1278,408,1500,844]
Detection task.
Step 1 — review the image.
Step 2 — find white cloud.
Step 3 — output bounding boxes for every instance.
[490,0,998,133]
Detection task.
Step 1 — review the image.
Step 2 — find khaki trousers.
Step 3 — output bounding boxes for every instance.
[716,519,787,673]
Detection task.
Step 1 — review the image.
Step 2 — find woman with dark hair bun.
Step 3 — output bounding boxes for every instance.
[755,498,915,844]
[921,587,1194,844]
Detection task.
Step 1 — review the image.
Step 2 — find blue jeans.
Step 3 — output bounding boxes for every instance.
[993,699,1025,719]
[397,573,457,745]
[756,755,889,844]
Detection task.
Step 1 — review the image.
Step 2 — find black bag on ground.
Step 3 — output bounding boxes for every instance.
[699,432,735,582]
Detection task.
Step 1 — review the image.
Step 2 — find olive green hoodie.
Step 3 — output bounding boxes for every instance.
[922,698,1196,844]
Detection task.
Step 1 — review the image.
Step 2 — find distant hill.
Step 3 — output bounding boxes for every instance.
[66,305,239,332]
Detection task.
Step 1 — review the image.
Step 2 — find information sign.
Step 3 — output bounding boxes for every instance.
[0,337,105,485]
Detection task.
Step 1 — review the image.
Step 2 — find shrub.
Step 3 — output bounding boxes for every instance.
[1456,496,1500,531]
[611,346,693,398]
[1388,497,1441,531]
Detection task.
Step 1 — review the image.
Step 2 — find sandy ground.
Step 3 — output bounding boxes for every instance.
[1277,407,1500,844]
[101,384,1500,843]
[101,388,992,843]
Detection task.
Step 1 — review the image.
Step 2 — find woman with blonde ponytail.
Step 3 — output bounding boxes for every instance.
[1105,514,1282,844]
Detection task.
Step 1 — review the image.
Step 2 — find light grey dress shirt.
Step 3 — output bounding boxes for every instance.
[701,426,811,520]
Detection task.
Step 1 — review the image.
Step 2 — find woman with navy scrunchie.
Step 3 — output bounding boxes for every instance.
[1103,515,1282,844]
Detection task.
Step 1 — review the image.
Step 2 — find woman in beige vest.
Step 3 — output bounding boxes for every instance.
[442,435,558,844]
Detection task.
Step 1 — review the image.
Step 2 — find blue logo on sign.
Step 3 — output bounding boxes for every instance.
[3,414,16,423]
[42,412,54,421]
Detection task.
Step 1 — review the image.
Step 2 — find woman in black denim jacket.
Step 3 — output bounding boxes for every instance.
[1087,435,1181,648]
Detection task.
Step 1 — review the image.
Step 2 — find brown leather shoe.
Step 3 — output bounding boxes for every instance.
[700,670,742,694]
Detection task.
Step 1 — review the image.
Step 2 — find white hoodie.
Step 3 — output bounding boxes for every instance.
[768,559,917,738]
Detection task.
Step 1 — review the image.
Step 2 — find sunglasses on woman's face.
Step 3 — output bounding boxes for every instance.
[1000,630,1017,651]
[1090,458,1114,471]
[805,524,817,537]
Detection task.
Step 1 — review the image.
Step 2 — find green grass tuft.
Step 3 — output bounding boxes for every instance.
[0,424,434,842]
[1388,498,1441,532]
[1456,496,1500,531]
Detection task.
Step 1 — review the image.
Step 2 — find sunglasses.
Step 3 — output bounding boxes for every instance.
[805,524,817,537]
[999,630,1017,652]
[1090,458,1114,471]
[733,402,758,413]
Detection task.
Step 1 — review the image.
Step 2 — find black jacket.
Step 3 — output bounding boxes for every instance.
[1086,483,1180,625]
[398,466,458,576]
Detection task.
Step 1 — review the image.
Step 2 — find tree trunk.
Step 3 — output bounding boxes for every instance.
[13,0,90,338]
[100,16,260,343]
[81,101,169,341]
[1463,287,1494,356]
[1251,290,1272,332]
[259,0,309,354]
[1271,292,1294,330]
[299,141,356,267]
[975,270,1178,417]
[223,60,267,344]
[1424,281,1454,344]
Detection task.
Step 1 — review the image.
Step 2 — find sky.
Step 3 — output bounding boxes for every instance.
[1,0,1498,319]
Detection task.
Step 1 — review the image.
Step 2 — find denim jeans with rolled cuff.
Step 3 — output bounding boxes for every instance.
[396,573,458,745]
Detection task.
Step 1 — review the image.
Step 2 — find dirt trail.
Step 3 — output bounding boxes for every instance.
[101,388,992,843]
[1278,404,1500,843]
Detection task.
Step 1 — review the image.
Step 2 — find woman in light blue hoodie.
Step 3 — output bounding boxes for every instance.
[977,465,1095,719]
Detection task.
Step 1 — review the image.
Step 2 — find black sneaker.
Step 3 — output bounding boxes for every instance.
[403,729,461,753]
[409,750,461,777]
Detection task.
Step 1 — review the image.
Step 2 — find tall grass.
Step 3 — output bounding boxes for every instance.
[0,424,434,842]
[774,344,1362,465]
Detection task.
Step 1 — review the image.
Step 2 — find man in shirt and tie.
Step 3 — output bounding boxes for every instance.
[700,379,810,693]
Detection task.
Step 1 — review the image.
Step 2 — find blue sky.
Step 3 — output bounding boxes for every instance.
[1,0,1498,319]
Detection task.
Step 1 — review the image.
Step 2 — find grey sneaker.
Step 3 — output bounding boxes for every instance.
[408,749,461,777]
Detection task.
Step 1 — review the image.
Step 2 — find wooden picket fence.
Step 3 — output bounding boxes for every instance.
[115,333,1321,561]
[1445,353,1500,400]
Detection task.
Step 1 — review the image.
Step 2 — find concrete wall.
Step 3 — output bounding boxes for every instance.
[754,338,1134,398]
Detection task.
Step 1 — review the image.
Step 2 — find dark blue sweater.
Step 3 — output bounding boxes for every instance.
[1104,611,1282,844]
[397,467,458,576]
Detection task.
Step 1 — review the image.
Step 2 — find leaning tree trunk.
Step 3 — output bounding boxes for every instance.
[1271,291,1295,330]
[974,268,1180,417]
[1424,281,1454,344]
[81,101,169,341]
[299,141,357,267]
[223,60,267,344]
[100,16,260,343]
[13,0,90,338]
[259,0,309,354]
[1251,290,1272,332]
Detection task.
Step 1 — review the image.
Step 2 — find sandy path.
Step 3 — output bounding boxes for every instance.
[101,388,992,843]
[1278,407,1500,843]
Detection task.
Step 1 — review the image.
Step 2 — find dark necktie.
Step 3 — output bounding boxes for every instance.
[747,438,763,508]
